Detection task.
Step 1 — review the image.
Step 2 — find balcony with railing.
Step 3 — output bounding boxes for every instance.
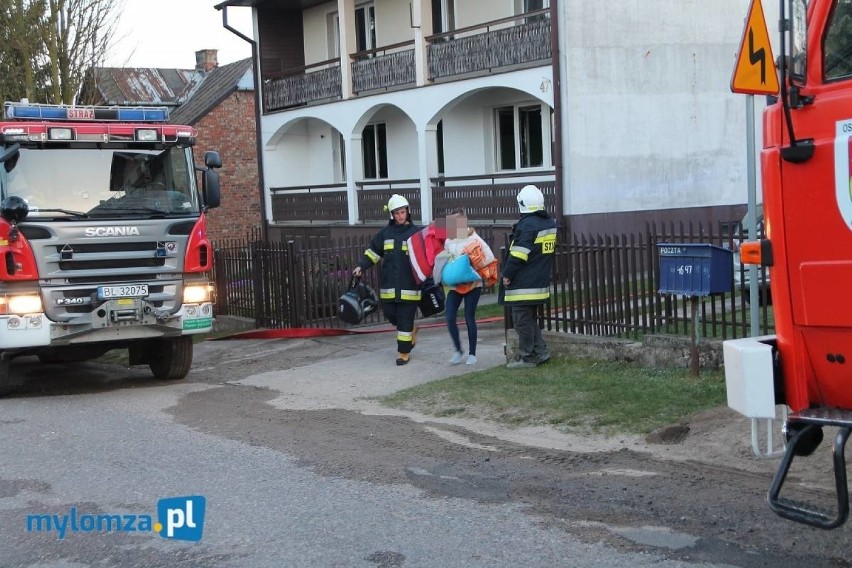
[432,172,556,222]
[351,41,417,94]
[271,183,349,223]
[261,9,551,113]
[269,172,555,224]
[262,59,342,111]
[427,9,551,81]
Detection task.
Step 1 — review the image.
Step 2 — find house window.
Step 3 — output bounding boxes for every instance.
[362,123,387,179]
[355,3,376,53]
[517,0,549,12]
[495,104,546,171]
[517,0,549,24]
[824,1,852,80]
[436,120,445,176]
[431,0,455,34]
[327,13,340,59]
[328,4,375,57]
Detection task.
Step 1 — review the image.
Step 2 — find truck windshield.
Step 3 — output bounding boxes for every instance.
[0,146,200,219]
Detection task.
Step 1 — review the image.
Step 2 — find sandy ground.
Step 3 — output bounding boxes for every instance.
[223,320,836,486]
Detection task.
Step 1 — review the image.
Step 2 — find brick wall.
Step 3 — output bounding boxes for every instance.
[193,91,263,243]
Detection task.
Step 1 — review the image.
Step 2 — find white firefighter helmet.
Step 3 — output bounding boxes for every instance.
[517,184,544,213]
[387,194,410,217]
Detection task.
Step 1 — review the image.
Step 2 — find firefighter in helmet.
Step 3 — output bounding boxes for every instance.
[499,184,557,368]
[352,194,422,365]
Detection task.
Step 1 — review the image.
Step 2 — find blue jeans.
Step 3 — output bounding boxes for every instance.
[445,287,482,355]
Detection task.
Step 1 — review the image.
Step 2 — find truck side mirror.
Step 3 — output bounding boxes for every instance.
[204,151,222,169]
[203,169,220,209]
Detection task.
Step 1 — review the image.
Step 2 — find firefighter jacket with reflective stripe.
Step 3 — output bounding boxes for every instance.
[499,211,556,305]
[358,221,422,303]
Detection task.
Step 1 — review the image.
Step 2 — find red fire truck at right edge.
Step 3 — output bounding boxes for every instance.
[724,0,852,529]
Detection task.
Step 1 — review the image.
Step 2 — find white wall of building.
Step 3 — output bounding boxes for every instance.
[263,122,309,188]
[440,96,491,177]
[303,2,338,65]
[263,119,339,188]
[455,0,514,29]
[369,106,419,178]
[558,0,779,217]
[376,0,415,47]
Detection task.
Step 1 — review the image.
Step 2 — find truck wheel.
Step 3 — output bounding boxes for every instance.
[148,336,193,380]
[785,424,824,457]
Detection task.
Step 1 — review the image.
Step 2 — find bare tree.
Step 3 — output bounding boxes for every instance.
[0,0,45,102]
[0,0,122,104]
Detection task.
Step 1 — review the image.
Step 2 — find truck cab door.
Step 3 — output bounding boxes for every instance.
[777,0,852,408]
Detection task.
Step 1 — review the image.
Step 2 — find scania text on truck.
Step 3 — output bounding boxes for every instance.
[724,0,852,529]
[0,102,222,394]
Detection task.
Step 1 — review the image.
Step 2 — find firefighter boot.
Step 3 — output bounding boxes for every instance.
[396,352,410,366]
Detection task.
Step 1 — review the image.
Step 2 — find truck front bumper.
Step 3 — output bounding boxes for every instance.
[0,300,214,349]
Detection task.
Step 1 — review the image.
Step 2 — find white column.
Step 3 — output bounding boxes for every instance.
[417,124,439,224]
[338,0,355,100]
[412,0,433,87]
[347,134,364,224]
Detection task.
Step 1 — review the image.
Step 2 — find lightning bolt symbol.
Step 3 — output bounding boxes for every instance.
[748,27,767,84]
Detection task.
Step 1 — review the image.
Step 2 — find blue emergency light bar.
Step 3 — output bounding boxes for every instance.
[3,102,170,122]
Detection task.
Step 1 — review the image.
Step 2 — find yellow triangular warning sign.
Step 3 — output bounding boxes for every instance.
[731,0,780,95]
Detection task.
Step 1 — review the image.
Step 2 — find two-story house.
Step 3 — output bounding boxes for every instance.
[216,0,763,238]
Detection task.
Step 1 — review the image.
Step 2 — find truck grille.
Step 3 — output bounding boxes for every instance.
[20,221,191,322]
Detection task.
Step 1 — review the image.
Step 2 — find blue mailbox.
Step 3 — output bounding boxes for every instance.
[657,243,733,296]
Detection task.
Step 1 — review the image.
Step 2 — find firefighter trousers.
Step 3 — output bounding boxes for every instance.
[383,302,417,354]
[511,304,549,363]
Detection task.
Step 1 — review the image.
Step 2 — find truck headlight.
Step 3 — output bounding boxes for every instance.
[183,284,212,304]
[4,294,43,314]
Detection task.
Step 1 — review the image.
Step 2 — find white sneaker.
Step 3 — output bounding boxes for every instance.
[449,351,464,365]
[466,354,478,365]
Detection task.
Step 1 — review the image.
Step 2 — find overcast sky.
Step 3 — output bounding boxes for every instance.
[106,1,254,69]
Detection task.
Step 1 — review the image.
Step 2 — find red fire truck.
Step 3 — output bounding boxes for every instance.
[724,0,852,529]
[0,101,221,394]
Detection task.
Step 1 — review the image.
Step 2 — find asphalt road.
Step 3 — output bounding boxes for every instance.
[0,321,849,567]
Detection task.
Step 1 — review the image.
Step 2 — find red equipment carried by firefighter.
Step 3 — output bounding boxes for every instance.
[0,101,222,393]
[724,0,852,529]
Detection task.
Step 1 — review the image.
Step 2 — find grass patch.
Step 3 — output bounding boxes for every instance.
[473,301,505,320]
[380,357,726,437]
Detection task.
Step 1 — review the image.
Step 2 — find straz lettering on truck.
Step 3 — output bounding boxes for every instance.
[84,227,141,237]
[0,101,222,395]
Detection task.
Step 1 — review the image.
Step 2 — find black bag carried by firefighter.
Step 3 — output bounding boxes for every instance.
[418,278,445,317]
[338,276,379,324]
